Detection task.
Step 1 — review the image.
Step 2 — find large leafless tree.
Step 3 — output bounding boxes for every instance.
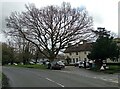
[5,3,93,61]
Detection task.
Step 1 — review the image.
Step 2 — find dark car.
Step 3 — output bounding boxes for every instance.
[48,61,65,70]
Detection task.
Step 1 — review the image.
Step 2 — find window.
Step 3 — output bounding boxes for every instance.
[73,58,75,63]
[76,52,78,55]
[76,58,78,62]
[69,59,71,63]
[84,51,86,54]
[69,53,72,55]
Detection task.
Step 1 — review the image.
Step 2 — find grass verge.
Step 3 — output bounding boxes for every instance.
[104,65,120,74]
[2,73,10,87]
[90,65,120,74]
[6,64,48,70]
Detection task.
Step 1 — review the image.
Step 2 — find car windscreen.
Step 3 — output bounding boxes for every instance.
[57,61,64,65]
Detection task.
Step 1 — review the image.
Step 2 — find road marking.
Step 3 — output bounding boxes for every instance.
[93,77,97,78]
[109,79,113,81]
[100,77,107,80]
[98,77,118,83]
[45,78,64,87]
[112,81,118,83]
[53,70,119,84]
[109,79,118,83]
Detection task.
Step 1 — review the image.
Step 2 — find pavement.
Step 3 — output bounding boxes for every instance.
[2,66,119,87]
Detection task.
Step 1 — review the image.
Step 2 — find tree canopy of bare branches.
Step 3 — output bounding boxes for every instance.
[5,2,93,61]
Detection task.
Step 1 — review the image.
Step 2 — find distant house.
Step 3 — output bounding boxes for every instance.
[64,41,92,64]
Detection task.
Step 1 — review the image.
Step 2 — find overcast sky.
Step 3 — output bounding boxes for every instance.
[0,0,120,42]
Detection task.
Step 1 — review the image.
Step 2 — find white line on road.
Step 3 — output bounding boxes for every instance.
[101,78,107,81]
[109,79,113,81]
[45,78,64,87]
[99,77,118,83]
[112,81,118,83]
[93,77,97,78]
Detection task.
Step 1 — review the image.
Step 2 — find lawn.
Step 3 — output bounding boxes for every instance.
[109,65,120,70]
[104,65,120,74]
[90,64,120,74]
[6,64,48,69]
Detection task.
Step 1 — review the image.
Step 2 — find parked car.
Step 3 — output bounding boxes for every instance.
[13,63,18,65]
[74,61,81,67]
[78,61,84,68]
[48,61,65,70]
[36,62,43,65]
[57,61,65,68]
[78,61,89,68]
[29,61,35,65]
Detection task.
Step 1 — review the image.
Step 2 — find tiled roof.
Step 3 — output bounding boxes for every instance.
[64,43,92,53]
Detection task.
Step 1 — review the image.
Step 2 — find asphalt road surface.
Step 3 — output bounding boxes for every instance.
[2,66,118,87]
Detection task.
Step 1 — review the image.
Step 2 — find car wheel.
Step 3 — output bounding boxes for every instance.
[59,68,62,70]
[50,66,53,70]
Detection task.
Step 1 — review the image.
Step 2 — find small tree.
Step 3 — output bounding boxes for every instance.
[88,28,119,69]
[2,43,15,65]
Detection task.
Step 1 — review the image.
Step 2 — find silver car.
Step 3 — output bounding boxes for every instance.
[50,61,65,70]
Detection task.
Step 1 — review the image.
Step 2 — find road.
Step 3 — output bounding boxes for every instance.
[2,66,119,87]
[61,66,119,84]
[0,66,2,89]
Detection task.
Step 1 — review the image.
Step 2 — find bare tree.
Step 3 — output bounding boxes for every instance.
[5,2,93,61]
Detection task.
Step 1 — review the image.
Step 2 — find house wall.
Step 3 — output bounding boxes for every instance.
[107,58,120,63]
[65,51,120,64]
[65,51,90,64]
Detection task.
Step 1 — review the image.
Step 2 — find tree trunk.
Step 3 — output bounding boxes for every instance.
[49,58,54,62]
[23,59,26,65]
[95,59,103,69]
[35,52,38,64]
[49,54,56,62]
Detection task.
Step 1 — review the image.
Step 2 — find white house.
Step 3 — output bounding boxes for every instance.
[64,38,120,64]
[64,41,92,64]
